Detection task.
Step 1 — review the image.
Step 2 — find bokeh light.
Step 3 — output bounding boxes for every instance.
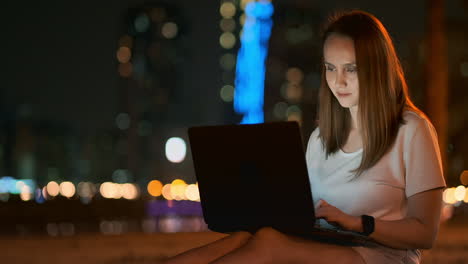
[134,13,150,33]
[112,169,132,183]
[443,188,457,204]
[283,82,303,102]
[171,179,187,201]
[147,180,163,197]
[220,53,236,71]
[220,32,236,49]
[273,102,288,119]
[161,22,178,39]
[220,18,236,32]
[122,183,139,200]
[162,184,173,200]
[220,85,235,102]
[286,67,304,84]
[454,185,466,201]
[165,137,187,163]
[59,181,76,198]
[116,46,132,64]
[460,170,468,185]
[118,62,133,77]
[115,113,131,130]
[100,182,122,199]
[77,182,95,200]
[185,184,200,201]
[20,185,32,201]
[46,181,60,197]
[220,2,236,18]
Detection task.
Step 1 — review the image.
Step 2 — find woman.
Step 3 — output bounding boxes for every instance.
[164,10,446,264]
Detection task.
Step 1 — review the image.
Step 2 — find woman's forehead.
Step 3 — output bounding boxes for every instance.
[323,34,356,65]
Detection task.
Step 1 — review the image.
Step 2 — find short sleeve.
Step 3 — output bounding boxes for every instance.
[404,119,446,197]
[305,128,320,163]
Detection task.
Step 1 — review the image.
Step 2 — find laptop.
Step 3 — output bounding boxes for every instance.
[188,121,370,245]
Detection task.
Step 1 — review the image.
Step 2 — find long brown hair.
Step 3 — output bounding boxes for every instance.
[318,10,423,176]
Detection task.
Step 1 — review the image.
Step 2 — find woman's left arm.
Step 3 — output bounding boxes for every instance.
[316,188,444,249]
[367,188,443,249]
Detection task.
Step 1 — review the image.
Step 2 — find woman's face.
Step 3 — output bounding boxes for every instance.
[323,33,359,109]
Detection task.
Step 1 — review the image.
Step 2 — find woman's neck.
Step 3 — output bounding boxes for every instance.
[349,105,360,130]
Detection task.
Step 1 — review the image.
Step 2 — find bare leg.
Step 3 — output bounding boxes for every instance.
[163,231,252,264]
[210,227,365,264]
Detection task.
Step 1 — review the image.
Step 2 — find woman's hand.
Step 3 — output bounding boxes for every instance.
[315,199,362,232]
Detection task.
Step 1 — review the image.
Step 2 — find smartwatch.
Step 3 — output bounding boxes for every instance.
[360,215,375,236]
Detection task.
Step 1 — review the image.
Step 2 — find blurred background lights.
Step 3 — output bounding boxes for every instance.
[162,184,173,200]
[35,188,45,203]
[220,53,236,71]
[112,169,132,183]
[77,182,95,199]
[185,184,200,201]
[100,182,120,199]
[115,113,131,130]
[118,62,133,77]
[46,181,60,197]
[286,67,304,83]
[134,13,150,33]
[460,170,468,185]
[170,179,187,201]
[165,137,187,163]
[273,102,288,119]
[220,2,236,18]
[0,177,13,193]
[454,185,466,201]
[220,85,235,102]
[220,18,236,32]
[121,183,139,200]
[20,185,32,201]
[161,22,178,39]
[147,180,163,197]
[281,81,303,102]
[116,46,132,63]
[59,181,76,198]
[219,32,236,49]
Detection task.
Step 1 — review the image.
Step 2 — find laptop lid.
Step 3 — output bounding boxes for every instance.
[188,121,316,235]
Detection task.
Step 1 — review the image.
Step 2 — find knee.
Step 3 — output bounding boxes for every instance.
[230,231,253,244]
[254,227,282,242]
[251,226,283,249]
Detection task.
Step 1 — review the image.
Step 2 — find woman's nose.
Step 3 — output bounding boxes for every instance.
[335,72,346,87]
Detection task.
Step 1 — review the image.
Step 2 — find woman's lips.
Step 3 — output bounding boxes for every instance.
[337,92,351,97]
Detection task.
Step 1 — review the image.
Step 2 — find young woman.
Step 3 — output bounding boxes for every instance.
[164,10,446,264]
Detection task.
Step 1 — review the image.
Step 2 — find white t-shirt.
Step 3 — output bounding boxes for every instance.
[306,111,446,220]
[305,111,446,262]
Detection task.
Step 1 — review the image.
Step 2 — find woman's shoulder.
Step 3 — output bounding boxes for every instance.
[401,110,437,139]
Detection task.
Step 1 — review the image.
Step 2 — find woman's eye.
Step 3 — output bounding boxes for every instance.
[325,66,335,71]
[347,68,357,73]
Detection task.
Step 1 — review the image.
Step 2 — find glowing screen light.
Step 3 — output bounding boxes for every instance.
[234,0,274,124]
[165,137,187,163]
